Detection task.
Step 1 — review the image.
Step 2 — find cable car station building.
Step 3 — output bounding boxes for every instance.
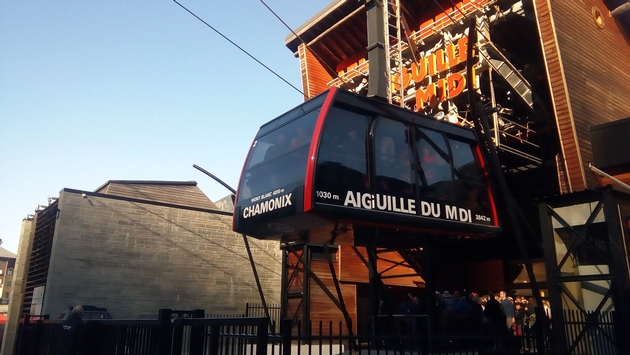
[233,0,630,352]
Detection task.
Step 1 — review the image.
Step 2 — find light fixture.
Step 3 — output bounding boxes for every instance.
[592,7,605,29]
[447,111,459,124]
[447,101,459,123]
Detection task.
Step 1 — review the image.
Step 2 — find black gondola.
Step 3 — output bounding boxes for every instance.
[233,88,500,245]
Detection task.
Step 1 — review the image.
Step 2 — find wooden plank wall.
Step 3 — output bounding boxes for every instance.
[284,249,356,335]
[464,260,505,294]
[339,246,424,287]
[307,259,357,335]
[535,0,630,192]
[299,43,333,100]
[533,0,585,193]
[291,245,426,335]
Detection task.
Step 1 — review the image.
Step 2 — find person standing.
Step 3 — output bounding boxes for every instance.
[500,291,515,332]
[484,291,507,335]
[58,305,87,355]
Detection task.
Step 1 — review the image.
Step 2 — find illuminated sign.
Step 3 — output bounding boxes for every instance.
[331,0,491,112]
[392,36,476,109]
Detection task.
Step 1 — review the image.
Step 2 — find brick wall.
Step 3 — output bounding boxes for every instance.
[41,191,282,319]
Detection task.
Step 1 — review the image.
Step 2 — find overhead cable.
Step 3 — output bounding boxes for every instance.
[173,0,306,97]
[259,0,353,93]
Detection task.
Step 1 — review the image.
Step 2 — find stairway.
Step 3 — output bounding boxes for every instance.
[479,41,547,120]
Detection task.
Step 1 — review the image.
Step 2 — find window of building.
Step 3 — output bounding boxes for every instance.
[6,281,11,287]
[7,268,13,276]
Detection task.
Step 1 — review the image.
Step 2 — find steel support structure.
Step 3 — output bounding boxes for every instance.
[280,243,307,333]
[539,187,630,354]
[281,242,354,338]
[350,241,430,340]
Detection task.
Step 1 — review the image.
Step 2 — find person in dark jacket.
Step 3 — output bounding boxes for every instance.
[58,305,87,355]
[484,291,507,335]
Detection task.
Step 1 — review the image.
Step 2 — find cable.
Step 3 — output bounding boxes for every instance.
[173,0,306,97]
[259,0,353,93]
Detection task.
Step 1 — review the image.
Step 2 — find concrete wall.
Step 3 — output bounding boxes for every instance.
[41,190,282,319]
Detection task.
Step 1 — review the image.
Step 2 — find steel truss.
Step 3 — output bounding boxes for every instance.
[279,237,436,341]
[538,187,630,355]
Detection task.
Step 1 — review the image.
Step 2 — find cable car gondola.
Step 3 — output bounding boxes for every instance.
[233,87,500,245]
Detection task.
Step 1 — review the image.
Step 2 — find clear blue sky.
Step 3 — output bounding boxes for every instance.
[0,0,331,253]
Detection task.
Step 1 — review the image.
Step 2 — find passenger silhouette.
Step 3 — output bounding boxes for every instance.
[264,133,288,161]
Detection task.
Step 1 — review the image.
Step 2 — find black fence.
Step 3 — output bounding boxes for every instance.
[15,310,269,355]
[13,309,620,355]
[246,303,281,333]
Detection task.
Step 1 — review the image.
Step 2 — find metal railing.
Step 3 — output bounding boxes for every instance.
[14,309,620,355]
[245,303,281,333]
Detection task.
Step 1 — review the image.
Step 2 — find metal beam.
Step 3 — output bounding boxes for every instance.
[241,234,272,331]
[366,0,389,99]
[466,19,546,354]
[285,244,346,317]
[323,244,355,340]
[305,6,365,50]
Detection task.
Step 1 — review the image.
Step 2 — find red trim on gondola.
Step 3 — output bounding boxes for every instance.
[303,87,338,212]
[475,145,499,227]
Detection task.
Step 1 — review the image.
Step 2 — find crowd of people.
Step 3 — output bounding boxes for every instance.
[389,290,554,352]
[397,289,552,339]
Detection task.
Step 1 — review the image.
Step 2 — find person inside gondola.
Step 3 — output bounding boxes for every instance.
[379,136,396,166]
[289,126,310,151]
[264,133,288,161]
[338,128,362,153]
[338,129,366,171]
[396,148,413,195]
[420,144,442,182]
[418,140,453,199]
[374,135,397,192]
[418,142,439,196]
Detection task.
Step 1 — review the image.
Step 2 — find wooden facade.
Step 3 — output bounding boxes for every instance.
[282,0,630,334]
[535,0,630,192]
